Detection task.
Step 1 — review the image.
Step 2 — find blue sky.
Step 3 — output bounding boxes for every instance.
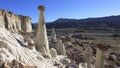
[0,0,120,23]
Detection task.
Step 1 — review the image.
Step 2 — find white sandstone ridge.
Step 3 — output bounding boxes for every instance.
[0,9,32,32]
[0,27,55,68]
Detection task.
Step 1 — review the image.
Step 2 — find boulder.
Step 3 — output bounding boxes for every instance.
[50,48,57,58]
[60,58,71,65]
[55,40,66,55]
[24,38,34,49]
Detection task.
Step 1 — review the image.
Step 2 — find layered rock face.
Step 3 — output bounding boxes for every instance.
[20,15,32,32]
[0,9,32,32]
[0,10,5,27]
[0,27,55,68]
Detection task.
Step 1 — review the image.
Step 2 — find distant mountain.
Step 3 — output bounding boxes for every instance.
[32,15,120,29]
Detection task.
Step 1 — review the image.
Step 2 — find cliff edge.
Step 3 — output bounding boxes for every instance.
[0,9,32,32]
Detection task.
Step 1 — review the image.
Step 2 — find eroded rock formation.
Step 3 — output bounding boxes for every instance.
[0,9,6,28]
[0,9,32,32]
[84,46,93,68]
[95,44,108,68]
[0,27,55,68]
[20,15,32,32]
[50,48,57,58]
[35,5,51,58]
[55,40,66,55]
[51,27,57,42]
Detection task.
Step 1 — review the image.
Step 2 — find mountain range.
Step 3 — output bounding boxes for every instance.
[32,15,120,29]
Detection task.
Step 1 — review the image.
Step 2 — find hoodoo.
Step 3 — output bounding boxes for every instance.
[95,44,108,68]
[35,5,51,58]
[84,46,93,68]
[55,40,66,55]
[51,27,57,42]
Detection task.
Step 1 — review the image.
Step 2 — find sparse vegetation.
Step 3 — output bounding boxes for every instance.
[47,28,120,46]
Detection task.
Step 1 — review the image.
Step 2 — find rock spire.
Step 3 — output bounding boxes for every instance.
[95,44,108,68]
[51,27,57,42]
[35,5,51,58]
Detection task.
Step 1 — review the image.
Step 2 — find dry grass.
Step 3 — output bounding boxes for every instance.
[48,28,120,46]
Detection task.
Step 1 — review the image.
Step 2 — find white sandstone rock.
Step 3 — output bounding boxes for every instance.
[50,48,58,58]
[0,27,55,68]
[56,40,66,55]
[35,5,51,58]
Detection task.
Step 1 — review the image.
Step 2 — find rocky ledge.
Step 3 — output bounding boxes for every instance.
[0,9,32,32]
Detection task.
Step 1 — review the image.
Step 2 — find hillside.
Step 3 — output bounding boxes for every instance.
[32,15,120,29]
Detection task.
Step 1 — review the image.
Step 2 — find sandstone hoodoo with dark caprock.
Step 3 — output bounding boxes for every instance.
[35,5,51,58]
[95,44,108,68]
